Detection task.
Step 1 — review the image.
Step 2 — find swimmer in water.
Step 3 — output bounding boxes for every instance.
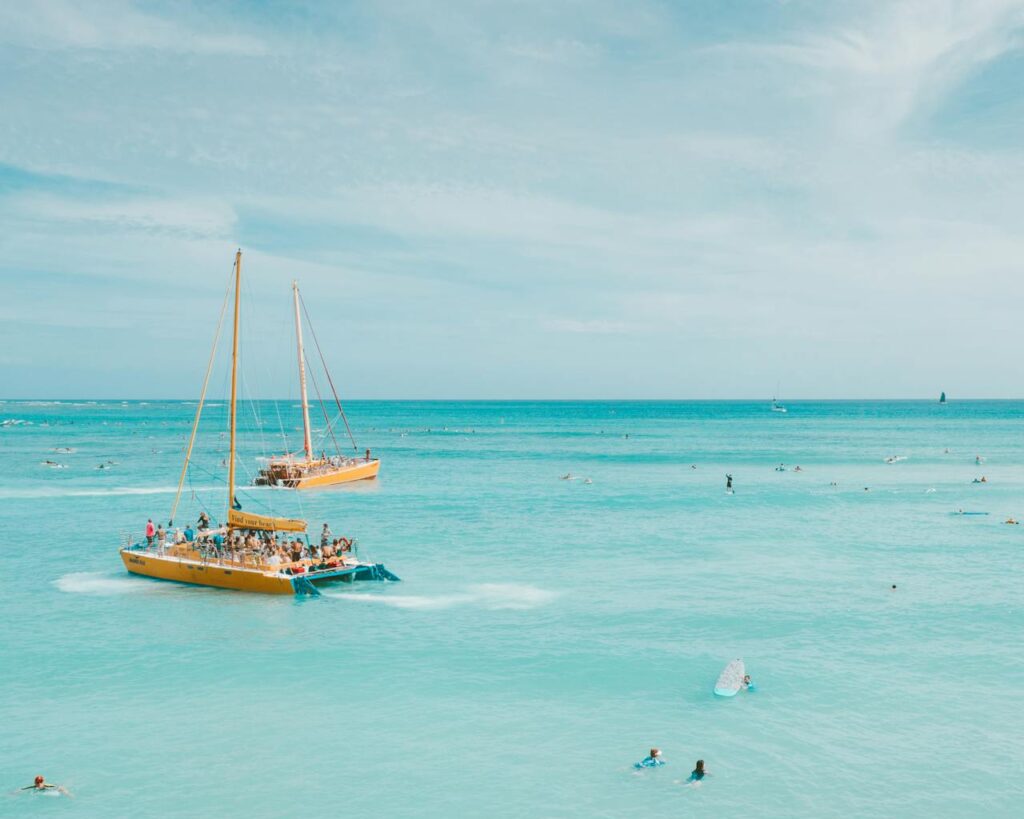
[1005,518,1019,525]
[725,474,733,490]
[688,760,708,782]
[22,775,68,795]
[560,473,573,481]
[635,748,664,768]
[742,674,752,689]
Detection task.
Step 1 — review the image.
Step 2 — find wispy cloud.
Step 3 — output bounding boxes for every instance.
[0,0,267,54]
[2,1,1024,397]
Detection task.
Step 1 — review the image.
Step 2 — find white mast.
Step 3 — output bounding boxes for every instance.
[293,280,314,461]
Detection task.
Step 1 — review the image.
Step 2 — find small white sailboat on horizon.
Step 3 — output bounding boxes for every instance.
[771,397,788,413]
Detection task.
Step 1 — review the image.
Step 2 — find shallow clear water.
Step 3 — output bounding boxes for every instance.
[1,400,1022,817]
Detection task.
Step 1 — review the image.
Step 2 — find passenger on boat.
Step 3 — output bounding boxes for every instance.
[145,519,155,546]
[266,552,282,567]
[289,542,304,563]
[365,448,371,462]
[321,523,332,548]
[198,511,210,530]
[184,524,195,542]
[156,525,166,547]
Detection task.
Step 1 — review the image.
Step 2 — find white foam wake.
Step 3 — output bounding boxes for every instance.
[331,583,558,611]
[54,572,159,595]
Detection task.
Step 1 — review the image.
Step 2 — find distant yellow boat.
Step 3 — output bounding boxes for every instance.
[119,250,398,596]
[254,280,380,489]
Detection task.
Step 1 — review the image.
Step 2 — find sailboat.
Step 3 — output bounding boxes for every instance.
[940,391,947,404]
[254,281,380,489]
[119,250,399,596]
[771,397,788,413]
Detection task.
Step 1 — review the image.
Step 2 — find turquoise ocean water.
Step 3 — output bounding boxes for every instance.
[1,399,1023,817]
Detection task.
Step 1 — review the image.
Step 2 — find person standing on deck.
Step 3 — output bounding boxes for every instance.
[321,523,332,549]
[145,519,155,546]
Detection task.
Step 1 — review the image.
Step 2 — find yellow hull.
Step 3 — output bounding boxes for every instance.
[120,549,295,594]
[293,458,380,488]
[256,458,381,489]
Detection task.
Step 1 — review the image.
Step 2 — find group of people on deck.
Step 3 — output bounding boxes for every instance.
[143,517,353,572]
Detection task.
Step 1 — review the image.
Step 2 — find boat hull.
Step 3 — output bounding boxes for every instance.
[120,549,399,595]
[256,458,381,489]
[293,458,380,488]
[121,549,295,593]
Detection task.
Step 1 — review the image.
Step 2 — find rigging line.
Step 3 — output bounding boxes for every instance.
[298,291,359,452]
[170,259,235,525]
[303,347,343,457]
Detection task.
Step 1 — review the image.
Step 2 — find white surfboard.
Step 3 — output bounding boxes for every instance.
[714,658,745,697]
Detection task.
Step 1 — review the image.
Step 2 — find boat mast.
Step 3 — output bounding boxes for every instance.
[227,249,242,521]
[293,280,314,462]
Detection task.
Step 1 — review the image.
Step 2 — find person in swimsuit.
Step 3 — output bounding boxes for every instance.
[23,775,69,795]
[689,760,707,781]
[725,474,733,490]
[635,748,664,768]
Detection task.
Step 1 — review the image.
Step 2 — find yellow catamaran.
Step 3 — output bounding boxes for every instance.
[119,250,399,596]
[254,280,380,489]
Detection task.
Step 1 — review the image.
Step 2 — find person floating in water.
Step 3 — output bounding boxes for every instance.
[742,673,754,690]
[725,474,733,491]
[688,760,708,782]
[22,775,69,796]
[635,748,665,768]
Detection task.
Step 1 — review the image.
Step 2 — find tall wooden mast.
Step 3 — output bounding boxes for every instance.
[293,280,314,461]
[227,249,242,519]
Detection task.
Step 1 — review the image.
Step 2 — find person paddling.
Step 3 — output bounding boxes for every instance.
[22,775,69,796]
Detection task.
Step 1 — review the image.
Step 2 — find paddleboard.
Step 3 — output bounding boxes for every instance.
[714,658,745,697]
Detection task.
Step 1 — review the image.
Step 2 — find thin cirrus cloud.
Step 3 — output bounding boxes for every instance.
[1,0,1023,398]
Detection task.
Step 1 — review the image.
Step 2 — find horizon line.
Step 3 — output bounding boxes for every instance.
[0,396,1008,403]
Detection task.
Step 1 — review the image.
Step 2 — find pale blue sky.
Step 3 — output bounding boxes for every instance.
[2,1,1023,398]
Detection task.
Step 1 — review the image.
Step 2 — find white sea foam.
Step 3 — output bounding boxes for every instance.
[330,583,557,611]
[54,572,157,595]
[0,485,218,500]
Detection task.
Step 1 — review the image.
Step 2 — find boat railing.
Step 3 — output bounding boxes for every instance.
[121,536,365,573]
